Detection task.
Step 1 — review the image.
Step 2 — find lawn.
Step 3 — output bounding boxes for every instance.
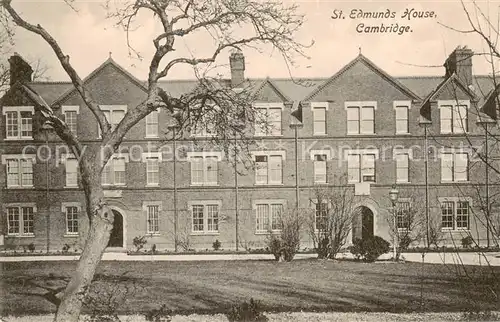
[0,259,499,317]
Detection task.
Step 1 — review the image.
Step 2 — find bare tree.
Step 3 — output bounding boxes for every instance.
[265,207,302,262]
[385,189,425,260]
[0,1,308,321]
[308,177,358,260]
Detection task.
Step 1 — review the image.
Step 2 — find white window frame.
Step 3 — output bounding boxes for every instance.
[254,199,286,234]
[440,148,469,182]
[60,154,79,188]
[345,149,378,183]
[438,100,470,134]
[253,103,284,137]
[393,101,410,134]
[187,152,222,186]
[251,151,286,185]
[310,149,331,184]
[310,199,329,232]
[98,105,127,138]
[345,101,377,135]
[142,152,162,187]
[145,110,159,138]
[395,198,411,231]
[393,148,413,183]
[438,197,472,231]
[143,201,162,235]
[61,105,80,136]
[4,203,36,237]
[311,102,328,135]
[62,202,81,237]
[101,153,129,186]
[188,200,221,234]
[1,154,36,188]
[2,106,34,140]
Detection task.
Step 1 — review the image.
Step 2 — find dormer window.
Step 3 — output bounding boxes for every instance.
[98,105,127,137]
[254,103,283,136]
[439,100,469,134]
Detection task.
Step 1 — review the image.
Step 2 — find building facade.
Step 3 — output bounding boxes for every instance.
[1,47,499,252]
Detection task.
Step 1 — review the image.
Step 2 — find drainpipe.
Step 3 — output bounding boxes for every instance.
[290,123,302,212]
[485,122,490,248]
[168,124,180,252]
[424,124,430,249]
[44,128,50,253]
[234,135,239,251]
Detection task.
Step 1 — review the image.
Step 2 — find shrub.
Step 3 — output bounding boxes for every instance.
[226,298,268,322]
[151,244,157,254]
[132,235,148,253]
[399,235,412,252]
[62,244,71,253]
[145,304,173,322]
[462,236,474,249]
[212,239,221,251]
[27,243,35,253]
[267,234,282,261]
[350,236,390,262]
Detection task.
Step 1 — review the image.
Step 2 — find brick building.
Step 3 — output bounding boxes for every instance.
[1,47,498,252]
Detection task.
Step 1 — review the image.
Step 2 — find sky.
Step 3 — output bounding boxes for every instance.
[4,0,500,82]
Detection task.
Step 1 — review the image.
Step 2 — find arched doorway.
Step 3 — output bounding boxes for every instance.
[352,206,374,241]
[107,209,124,248]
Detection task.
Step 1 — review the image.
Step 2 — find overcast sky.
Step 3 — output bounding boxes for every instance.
[6,0,500,81]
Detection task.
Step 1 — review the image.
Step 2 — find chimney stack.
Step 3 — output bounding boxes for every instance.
[9,53,33,86]
[444,46,473,86]
[229,50,245,88]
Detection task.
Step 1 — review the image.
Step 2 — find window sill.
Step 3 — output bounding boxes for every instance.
[440,180,469,184]
[102,184,127,187]
[441,229,471,232]
[254,134,283,138]
[64,234,79,238]
[346,133,376,136]
[6,234,35,238]
[254,183,284,186]
[396,181,411,184]
[255,231,281,235]
[146,184,160,188]
[6,186,34,189]
[65,185,79,189]
[313,133,327,136]
[147,233,161,236]
[190,183,219,187]
[145,135,160,139]
[4,137,33,141]
[314,181,328,185]
[395,132,411,136]
[190,232,220,236]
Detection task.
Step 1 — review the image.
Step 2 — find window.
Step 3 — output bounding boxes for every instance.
[6,205,35,236]
[146,204,160,234]
[441,151,468,182]
[190,202,220,233]
[439,101,468,134]
[395,152,409,183]
[313,154,327,183]
[99,105,127,137]
[255,201,284,233]
[62,106,79,136]
[102,155,127,186]
[2,155,35,188]
[146,157,159,186]
[65,158,78,187]
[187,153,221,185]
[3,106,34,140]
[440,199,470,230]
[253,152,285,185]
[394,102,409,134]
[312,103,327,135]
[64,205,79,235]
[146,110,159,138]
[315,202,328,231]
[396,201,411,230]
[346,102,376,134]
[347,152,376,183]
[254,104,283,136]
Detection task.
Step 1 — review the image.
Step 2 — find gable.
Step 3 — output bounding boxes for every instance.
[305,58,418,102]
[0,83,37,107]
[253,79,289,102]
[432,77,474,101]
[54,59,147,106]
[58,62,148,106]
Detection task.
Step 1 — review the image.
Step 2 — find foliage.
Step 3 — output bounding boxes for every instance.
[350,236,390,262]
[151,244,157,254]
[226,298,268,322]
[144,304,173,322]
[132,236,148,253]
[265,208,301,262]
[212,239,221,251]
[62,244,71,253]
[462,310,500,321]
[462,236,474,249]
[27,243,35,253]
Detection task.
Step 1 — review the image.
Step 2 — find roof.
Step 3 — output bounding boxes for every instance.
[5,55,500,108]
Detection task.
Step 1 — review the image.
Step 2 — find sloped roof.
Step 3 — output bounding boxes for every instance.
[6,54,500,108]
[303,54,421,101]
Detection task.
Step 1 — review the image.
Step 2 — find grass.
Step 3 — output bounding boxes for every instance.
[0,259,499,317]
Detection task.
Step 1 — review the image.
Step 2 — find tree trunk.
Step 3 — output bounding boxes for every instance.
[54,188,113,322]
